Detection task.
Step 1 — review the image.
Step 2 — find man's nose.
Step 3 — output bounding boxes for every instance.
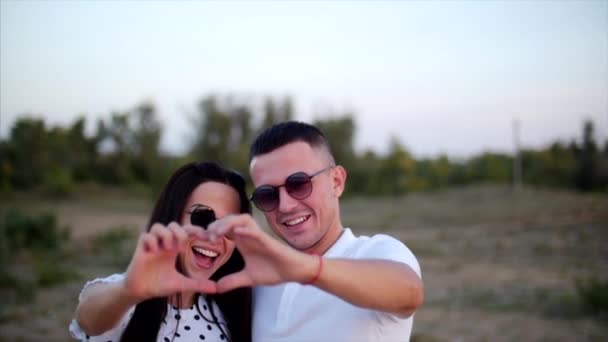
[277,186,299,212]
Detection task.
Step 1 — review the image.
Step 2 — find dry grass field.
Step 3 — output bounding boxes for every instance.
[1,185,606,341]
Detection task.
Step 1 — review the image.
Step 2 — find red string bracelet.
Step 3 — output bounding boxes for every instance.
[304,254,323,285]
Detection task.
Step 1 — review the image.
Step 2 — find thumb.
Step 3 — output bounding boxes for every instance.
[178,275,218,294]
[216,271,253,293]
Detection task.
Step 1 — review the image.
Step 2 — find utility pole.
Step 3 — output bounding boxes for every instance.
[513,119,522,189]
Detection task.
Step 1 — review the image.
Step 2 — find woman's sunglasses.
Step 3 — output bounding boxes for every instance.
[187,206,216,229]
[250,166,333,212]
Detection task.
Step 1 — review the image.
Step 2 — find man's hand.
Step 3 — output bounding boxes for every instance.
[205,214,423,316]
[123,222,218,302]
[205,214,318,293]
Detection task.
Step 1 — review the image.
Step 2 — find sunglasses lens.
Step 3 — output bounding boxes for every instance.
[252,186,279,212]
[190,208,216,229]
[285,172,313,199]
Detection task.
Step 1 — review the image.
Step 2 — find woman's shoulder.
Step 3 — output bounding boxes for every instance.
[69,299,134,341]
[77,273,125,301]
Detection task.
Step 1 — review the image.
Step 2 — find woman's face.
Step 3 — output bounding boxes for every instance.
[178,181,241,280]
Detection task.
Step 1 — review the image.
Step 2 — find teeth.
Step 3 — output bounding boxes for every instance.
[285,216,307,226]
[193,247,218,258]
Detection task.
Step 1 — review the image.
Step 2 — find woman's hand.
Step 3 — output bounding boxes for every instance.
[204,214,319,292]
[123,222,216,302]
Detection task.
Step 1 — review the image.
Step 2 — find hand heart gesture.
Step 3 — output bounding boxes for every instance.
[123,222,217,302]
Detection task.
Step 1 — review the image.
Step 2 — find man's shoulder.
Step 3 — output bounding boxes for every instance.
[347,228,405,247]
[346,228,421,278]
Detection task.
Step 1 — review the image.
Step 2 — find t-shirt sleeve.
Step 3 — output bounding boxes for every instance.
[353,234,422,321]
[354,234,421,279]
[69,273,135,341]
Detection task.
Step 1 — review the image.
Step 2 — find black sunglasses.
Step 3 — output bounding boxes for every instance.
[186,206,216,229]
[250,166,334,212]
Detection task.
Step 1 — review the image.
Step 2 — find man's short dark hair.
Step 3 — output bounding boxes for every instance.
[249,121,334,163]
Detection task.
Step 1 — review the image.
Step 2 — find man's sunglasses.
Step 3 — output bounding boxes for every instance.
[186,206,216,229]
[250,166,334,212]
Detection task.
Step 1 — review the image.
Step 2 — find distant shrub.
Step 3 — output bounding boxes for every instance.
[0,264,19,289]
[35,260,81,287]
[91,225,135,251]
[0,263,37,303]
[0,210,70,252]
[91,225,137,268]
[0,210,76,303]
[538,289,584,318]
[576,277,608,318]
[7,278,37,303]
[411,333,444,342]
[0,258,80,305]
[43,167,74,197]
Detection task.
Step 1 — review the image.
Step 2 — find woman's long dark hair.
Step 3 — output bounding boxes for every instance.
[120,161,252,342]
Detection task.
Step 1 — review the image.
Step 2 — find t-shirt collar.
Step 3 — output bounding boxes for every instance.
[323,228,355,258]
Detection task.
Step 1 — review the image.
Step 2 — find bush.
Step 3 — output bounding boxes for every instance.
[91,225,135,251]
[43,167,75,197]
[91,225,137,268]
[0,262,37,303]
[0,210,70,252]
[0,211,78,304]
[576,277,608,318]
[34,259,81,287]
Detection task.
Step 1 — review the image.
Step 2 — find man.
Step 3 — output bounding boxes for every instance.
[209,121,423,341]
[72,121,423,341]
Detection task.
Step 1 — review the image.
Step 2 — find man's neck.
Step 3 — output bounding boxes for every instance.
[306,224,344,255]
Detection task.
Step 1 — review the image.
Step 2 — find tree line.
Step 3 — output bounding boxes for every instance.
[1,95,607,197]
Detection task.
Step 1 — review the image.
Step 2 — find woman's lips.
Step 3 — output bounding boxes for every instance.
[192,246,218,269]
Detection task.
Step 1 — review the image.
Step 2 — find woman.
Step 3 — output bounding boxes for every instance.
[70,162,252,342]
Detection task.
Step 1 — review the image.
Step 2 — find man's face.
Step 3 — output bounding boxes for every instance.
[250,141,345,252]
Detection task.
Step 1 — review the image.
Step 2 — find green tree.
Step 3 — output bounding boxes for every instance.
[416,154,451,189]
[191,96,232,163]
[576,120,598,191]
[521,143,577,189]
[313,115,357,168]
[348,149,382,195]
[377,137,421,194]
[260,96,294,132]
[94,103,164,186]
[228,104,255,173]
[131,103,163,184]
[95,112,135,184]
[190,95,256,174]
[6,118,49,188]
[467,153,511,184]
[66,117,99,182]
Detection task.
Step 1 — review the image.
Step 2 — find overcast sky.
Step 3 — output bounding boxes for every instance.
[1,1,607,158]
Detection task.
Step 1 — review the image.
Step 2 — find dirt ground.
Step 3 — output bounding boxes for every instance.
[1,185,606,341]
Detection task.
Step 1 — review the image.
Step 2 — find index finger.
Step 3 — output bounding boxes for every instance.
[177,273,218,294]
[207,214,257,239]
[216,271,253,293]
[180,224,210,240]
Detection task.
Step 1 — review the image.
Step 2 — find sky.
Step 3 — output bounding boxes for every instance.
[1,1,607,158]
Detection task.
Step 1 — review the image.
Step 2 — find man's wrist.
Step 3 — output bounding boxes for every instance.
[298,253,323,285]
[303,254,323,285]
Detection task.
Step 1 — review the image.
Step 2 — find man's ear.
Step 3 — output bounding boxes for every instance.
[331,166,347,197]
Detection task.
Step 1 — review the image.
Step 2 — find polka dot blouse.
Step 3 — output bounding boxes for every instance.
[69,274,230,342]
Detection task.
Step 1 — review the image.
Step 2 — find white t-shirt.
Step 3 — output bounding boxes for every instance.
[252,228,421,342]
[69,273,229,342]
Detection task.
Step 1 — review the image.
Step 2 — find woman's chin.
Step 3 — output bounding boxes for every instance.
[186,268,213,280]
